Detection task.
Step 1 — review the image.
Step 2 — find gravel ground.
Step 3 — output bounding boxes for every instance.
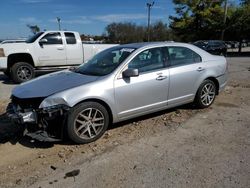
[0,57,249,188]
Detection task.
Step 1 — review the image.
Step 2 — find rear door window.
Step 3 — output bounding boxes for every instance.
[168,47,202,66]
[65,32,77,44]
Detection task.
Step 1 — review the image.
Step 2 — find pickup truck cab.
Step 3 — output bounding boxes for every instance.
[0,31,116,83]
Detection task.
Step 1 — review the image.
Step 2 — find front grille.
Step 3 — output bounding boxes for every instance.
[11,95,45,109]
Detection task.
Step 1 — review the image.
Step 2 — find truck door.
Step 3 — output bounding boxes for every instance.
[64,32,83,66]
[36,32,66,66]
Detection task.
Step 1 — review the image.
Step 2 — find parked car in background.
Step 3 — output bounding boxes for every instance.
[7,42,228,144]
[229,41,239,48]
[225,41,233,49]
[0,31,117,83]
[193,40,227,56]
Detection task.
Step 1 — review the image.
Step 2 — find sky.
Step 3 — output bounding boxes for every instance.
[0,0,175,39]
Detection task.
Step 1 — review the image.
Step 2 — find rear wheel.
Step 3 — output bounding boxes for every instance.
[67,102,109,144]
[11,62,35,83]
[195,80,216,108]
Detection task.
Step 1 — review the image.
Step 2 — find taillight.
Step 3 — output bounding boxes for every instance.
[0,48,5,57]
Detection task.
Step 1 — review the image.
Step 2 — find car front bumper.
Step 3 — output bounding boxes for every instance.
[6,103,37,124]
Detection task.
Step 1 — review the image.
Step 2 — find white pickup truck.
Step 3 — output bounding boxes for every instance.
[0,31,117,83]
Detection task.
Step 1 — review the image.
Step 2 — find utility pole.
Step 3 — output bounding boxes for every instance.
[147,1,154,42]
[57,17,61,31]
[221,0,228,40]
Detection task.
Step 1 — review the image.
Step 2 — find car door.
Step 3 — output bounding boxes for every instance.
[167,46,203,106]
[64,32,83,65]
[114,47,169,120]
[36,32,66,66]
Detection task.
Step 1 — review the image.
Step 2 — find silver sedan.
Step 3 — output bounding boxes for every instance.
[8,42,228,143]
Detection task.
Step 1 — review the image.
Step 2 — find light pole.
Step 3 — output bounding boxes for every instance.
[147,1,154,42]
[221,0,228,40]
[57,17,61,31]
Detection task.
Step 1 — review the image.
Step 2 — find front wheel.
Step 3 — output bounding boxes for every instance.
[11,62,35,83]
[67,102,109,144]
[195,80,216,108]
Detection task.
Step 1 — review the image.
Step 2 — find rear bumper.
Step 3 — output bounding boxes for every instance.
[217,73,228,93]
[0,57,7,71]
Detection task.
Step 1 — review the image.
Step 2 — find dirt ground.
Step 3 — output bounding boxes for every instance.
[0,57,249,188]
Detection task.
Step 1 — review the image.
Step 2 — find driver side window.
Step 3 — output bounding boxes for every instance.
[41,32,62,45]
[128,47,165,73]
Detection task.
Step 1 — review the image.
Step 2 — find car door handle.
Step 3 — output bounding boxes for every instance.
[156,75,167,80]
[57,47,64,50]
[197,67,205,72]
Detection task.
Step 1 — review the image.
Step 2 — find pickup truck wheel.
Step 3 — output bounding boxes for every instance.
[11,62,35,83]
[195,80,216,109]
[67,102,109,144]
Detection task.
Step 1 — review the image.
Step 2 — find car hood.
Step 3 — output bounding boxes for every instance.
[12,70,100,99]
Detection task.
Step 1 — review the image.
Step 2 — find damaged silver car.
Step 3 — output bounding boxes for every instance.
[7,42,228,143]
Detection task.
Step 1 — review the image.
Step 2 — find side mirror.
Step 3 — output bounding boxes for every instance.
[39,38,48,45]
[122,68,139,78]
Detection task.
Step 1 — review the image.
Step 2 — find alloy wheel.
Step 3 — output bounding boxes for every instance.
[200,83,216,106]
[74,108,105,140]
[17,66,32,81]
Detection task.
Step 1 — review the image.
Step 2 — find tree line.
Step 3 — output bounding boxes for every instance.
[101,0,250,49]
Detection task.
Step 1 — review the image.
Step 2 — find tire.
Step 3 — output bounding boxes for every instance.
[67,102,109,144]
[194,80,216,109]
[10,62,35,83]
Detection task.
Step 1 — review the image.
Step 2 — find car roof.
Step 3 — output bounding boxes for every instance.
[117,42,219,62]
[119,42,194,49]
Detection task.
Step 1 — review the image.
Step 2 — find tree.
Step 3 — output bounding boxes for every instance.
[241,0,250,5]
[170,0,225,42]
[225,3,250,52]
[27,24,40,34]
[105,22,146,44]
[105,21,173,43]
[151,21,173,41]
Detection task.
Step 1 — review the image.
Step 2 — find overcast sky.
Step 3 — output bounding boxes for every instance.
[0,0,176,39]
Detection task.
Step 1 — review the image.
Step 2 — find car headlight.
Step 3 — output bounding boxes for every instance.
[0,48,5,57]
[39,97,69,109]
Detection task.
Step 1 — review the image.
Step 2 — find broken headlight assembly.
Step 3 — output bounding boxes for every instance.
[41,104,70,117]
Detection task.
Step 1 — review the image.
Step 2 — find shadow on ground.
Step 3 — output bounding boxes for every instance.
[0,113,54,148]
[109,103,197,130]
[0,74,16,85]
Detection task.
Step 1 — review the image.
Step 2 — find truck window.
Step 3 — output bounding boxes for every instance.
[41,32,62,45]
[65,32,76,44]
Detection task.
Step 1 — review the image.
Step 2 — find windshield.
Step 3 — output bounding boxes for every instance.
[26,32,44,43]
[76,46,136,76]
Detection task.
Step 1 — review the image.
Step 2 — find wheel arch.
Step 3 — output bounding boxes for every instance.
[74,98,114,124]
[204,77,219,95]
[7,53,34,69]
